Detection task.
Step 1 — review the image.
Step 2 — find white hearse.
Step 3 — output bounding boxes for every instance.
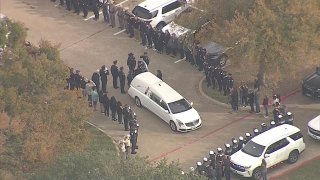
[230,124,305,180]
[128,72,202,132]
[308,115,320,140]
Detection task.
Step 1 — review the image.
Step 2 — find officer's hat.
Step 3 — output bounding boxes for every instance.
[203,157,208,162]
[239,136,244,141]
[197,162,202,166]
[217,147,222,152]
[270,121,275,124]
[287,112,292,116]
[133,112,137,117]
[225,144,231,148]
[209,150,214,155]
[137,123,140,127]
[261,123,267,127]
[232,139,238,144]
[245,133,251,137]
[278,114,283,119]
[253,128,259,133]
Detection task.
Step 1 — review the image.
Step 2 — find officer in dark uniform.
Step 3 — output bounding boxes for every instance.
[196,162,204,175]
[127,53,136,71]
[140,52,150,66]
[244,133,252,144]
[216,147,224,163]
[227,73,234,94]
[102,93,110,117]
[91,70,100,91]
[222,71,229,96]
[123,105,130,131]
[286,112,294,125]
[238,136,244,150]
[203,61,211,87]
[81,0,89,18]
[231,139,238,155]
[253,128,260,137]
[130,127,138,154]
[278,114,285,125]
[209,150,216,169]
[91,0,99,20]
[117,101,123,124]
[127,70,134,86]
[65,0,72,11]
[119,66,126,94]
[224,144,232,156]
[72,0,80,15]
[217,69,224,93]
[111,60,119,89]
[216,161,223,180]
[99,65,109,93]
[224,155,231,180]
[261,123,268,132]
[270,121,276,129]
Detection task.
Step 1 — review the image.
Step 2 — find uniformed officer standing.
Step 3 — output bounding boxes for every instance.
[244,132,252,144]
[99,65,109,93]
[270,121,276,129]
[111,60,119,89]
[109,2,117,28]
[261,123,268,132]
[72,0,80,15]
[253,128,260,137]
[65,0,72,11]
[80,0,89,18]
[238,136,244,150]
[117,6,125,29]
[286,112,294,125]
[102,0,110,23]
[130,127,138,154]
[119,66,126,94]
[224,155,231,180]
[231,139,239,155]
[224,144,232,156]
[123,105,130,131]
[222,72,229,96]
[91,0,100,20]
[127,53,136,71]
[216,161,223,180]
[209,150,216,169]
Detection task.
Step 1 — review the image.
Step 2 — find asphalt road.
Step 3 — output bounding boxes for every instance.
[3,0,320,179]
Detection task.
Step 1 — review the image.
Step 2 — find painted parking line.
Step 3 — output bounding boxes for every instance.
[174,59,184,63]
[116,0,129,6]
[84,11,103,21]
[149,88,301,163]
[113,29,126,36]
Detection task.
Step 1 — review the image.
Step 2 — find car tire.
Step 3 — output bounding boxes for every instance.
[218,54,228,67]
[169,121,177,132]
[135,97,142,107]
[287,150,299,164]
[252,167,262,180]
[156,22,166,30]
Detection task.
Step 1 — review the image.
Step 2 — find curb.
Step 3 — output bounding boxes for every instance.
[198,76,229,108]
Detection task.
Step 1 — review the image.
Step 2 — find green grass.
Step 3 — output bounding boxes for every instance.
[201,81,229,104]
[280,158,320,180]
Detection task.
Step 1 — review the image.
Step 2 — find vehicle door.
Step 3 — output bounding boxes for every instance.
[148,92,164,119]
[158,100,171,123]
[264,138,290,167]
[161,1,184,23]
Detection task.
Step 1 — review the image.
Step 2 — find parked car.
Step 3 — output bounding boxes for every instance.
[128,72,202,132]
[201,41,229,67]
[132,0,189,29]
[161,21,193,37]
[302,67,320,100]
[230,124,305,180]
[308,115,320,140]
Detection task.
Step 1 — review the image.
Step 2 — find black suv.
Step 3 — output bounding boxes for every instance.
[201,41,228,67]
[302,67,320,100]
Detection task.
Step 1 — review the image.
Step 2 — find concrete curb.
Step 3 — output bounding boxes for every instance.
[198,76,229,108]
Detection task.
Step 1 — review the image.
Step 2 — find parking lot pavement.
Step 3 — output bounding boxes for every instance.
[3,0,320,179]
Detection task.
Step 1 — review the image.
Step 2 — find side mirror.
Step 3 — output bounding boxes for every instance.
[165,110,169,114]
[264,154,270,158]
[190,101,193,106]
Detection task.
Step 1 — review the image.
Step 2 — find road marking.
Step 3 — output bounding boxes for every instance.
[174,59,184,63]
[190,5,205,12]
[116,0,129,6]
[113,29,126,36]
[84,11,103,21]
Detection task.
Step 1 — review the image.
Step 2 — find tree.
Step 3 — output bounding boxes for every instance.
[197,0,320,88]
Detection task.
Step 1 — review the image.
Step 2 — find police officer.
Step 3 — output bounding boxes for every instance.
[123,105,130,131]
[253,128,260,136]
[244,133,252,144]
[216,147,224,163]
[109,2,117,28]
[238,136,244,150]
[99,65,109,93]
[286,112,294,125]
[261,123,268,132]
[216,161,223,180]
[222,72,229,96]
[72,0,80,15]
[224,144,232,156]
[278,114,284,125]
[127,53,136,71]
[202,157,209,176]
[65,0,72,11]
[111,60,119,89]
[140,52,150,66]
[91,0,100,20]
[80,0,89,18]
[102,0,110,23]
[224,155,231,180]
[119,66,126,94]
[231,139,238,154]
[209,150,216,169]
[130,126,138,154]
[270,120,276,129]
[196,162,204,175]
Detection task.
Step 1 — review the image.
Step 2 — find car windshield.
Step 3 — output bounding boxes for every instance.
[132,6,156,19]
[168,99,192,114]
[241,141,265,157]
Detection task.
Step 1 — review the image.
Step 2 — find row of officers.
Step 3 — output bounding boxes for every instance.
[191,112,294,179]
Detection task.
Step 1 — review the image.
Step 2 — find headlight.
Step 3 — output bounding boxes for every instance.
[176,119,184,127]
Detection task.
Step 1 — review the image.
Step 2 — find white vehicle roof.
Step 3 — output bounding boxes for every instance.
[132,72,184,103]
[308,115,320,130]
[138,0,178,12]
[252,124,301,146]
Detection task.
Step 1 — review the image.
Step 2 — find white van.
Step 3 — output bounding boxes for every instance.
[308,115,320,140]
[230,124,305,180]
[128,72,202,132]
[132,0,189,29]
